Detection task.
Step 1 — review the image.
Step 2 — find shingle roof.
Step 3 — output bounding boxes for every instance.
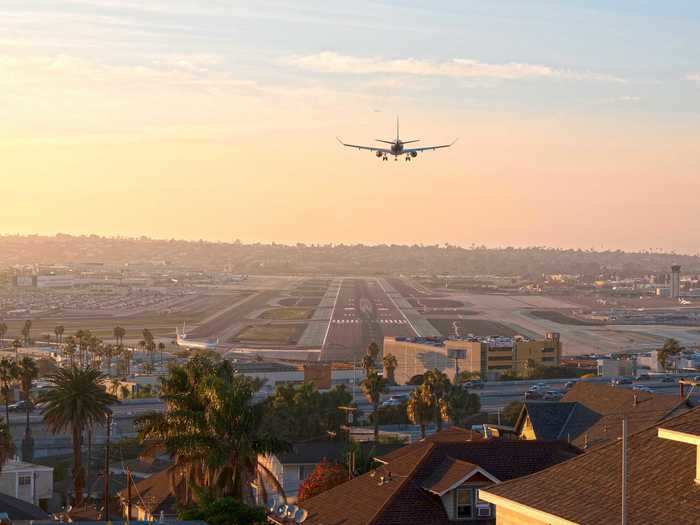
[298,428,579,525]
[421,457,482,495]
[520,402,577,441]
[483,406,700,525]
[116,467,177,514]
[277,438,402,464]
[0,492,50,520]
[517,382,688,448]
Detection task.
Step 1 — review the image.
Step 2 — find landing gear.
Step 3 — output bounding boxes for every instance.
[382,155,388,161]
[405,155,411,162]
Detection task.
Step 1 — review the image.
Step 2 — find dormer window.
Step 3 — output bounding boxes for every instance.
[455,487,473,519]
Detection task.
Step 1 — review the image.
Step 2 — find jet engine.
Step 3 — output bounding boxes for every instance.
[376,151,383,158]
[410,151,418,158]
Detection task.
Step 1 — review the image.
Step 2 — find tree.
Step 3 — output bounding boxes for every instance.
[0,322,7,345]
[501,401,524,427]
[657,338,683,372]
[361,354,375,378]
[17,357,38,460]
[136,358,288,505]
[382,353,398,385]
[63,336,77,367]
[0,420,14,472]
[113,326,126,346]
[21,320,32,346]
[445,385,480,427]
[39,367,118,506]
[54,325,64,345]
[0,358,18,426]
[367,342,380,363]
[361,371,388,440]
[12,338,22,362]
[158,341,166,367]
[178,489,265,525]
[423,369,451,431]
[297,460,348,501]
[142,362,155,375]
[407,385,434,439]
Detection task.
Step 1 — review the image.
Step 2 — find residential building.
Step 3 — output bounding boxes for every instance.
[481,406,700,524]
[259,438,402,504]
[386,333,562,384]
[274,427,578,524]
[117,468,180,521]
[513,382,690,449]
[0,458,53,508]
[0,492,50,521]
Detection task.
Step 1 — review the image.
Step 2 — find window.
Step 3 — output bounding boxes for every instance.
[488,355,512,361]
[542,357,555,362]
[299,464,315,480]
[455,487,472,519]
[542,347,555,353]
[18,475,31,486]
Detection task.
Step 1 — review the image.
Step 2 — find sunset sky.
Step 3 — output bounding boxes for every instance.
[2,1,700,252]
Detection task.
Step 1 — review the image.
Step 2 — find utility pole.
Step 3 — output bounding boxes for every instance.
[104,413,111,521]
[621,418,628,525]
[127,467,132,522]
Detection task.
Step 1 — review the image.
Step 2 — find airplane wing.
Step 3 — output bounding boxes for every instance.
[337,137,391,154]
[404,139,458,154]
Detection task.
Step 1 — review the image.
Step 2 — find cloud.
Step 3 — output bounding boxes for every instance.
[286,52,624,82]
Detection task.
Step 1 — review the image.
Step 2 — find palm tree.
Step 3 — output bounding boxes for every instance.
[158,342,166,368]
[136,358,288,505]
[18,357,38,461]
[103,344,115,375]
[0,420,14,471]
[423,369,451,431]
[367,342,380,363]
[382,353,398,385]
[0,358,18,426]
[12,338,22,362]
[445,385,480,427]
[63,336,77,368]
[0,322,7,346]
[361,354,375,378]
[147,340,156,367]
[407,385,434,439]
[361,371,388,440]
[21,320,32,346]
[38,367,118,506]
[54,325,64,345]
[657,338,683,372]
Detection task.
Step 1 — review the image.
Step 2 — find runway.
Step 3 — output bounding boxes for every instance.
[321,278,418,362]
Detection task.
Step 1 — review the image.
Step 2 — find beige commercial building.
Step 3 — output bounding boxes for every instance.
[385,333,561,384]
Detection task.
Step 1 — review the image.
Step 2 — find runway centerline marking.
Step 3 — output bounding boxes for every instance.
[376,278,420,336]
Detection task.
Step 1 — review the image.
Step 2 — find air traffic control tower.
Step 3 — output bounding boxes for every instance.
[671,264,681,299]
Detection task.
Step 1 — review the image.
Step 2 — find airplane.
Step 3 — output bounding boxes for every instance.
[337,117,456,161]
[176,323,219,350]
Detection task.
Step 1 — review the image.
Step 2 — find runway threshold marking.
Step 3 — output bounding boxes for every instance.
[321,278,343,350]
[376,278,420,337]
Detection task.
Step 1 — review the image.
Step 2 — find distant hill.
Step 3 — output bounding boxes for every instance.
[0,234,698,276]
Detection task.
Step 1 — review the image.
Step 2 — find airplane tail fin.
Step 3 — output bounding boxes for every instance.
[396,116,400,142]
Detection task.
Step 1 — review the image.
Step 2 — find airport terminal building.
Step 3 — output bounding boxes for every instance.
[385,332,561,383]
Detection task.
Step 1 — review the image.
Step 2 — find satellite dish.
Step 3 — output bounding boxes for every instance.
[286,504,299,517]
[295,508,309,523]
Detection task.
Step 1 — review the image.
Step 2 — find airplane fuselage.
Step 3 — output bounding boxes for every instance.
[390,142,404,155]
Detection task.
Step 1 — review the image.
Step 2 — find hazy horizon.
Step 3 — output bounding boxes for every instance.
[3,1,700,252]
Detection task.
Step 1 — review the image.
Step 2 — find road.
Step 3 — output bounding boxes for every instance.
[321,278,417,362]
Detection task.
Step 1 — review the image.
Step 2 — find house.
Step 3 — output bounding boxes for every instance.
[116,467,181,521]
[0,458,53,508]
[0,492,50,521]
[259,437,402,503]
[480,406,700,524]
[514,381,689,448]
[271,427,579,524]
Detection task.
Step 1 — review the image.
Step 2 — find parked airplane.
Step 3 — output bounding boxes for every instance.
[337,118,456,161]
[176,323,219,350]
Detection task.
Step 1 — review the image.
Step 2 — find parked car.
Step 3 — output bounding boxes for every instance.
[660,376,676,383]
[563,381,577,390]
[611,377,633,386]
[632,385,654,393]
[381,394,408,407]
[462,380,484,389]
[524,391,542,400]
[542,390,563,401]
[635,373,650,381]
[8,400,34,412]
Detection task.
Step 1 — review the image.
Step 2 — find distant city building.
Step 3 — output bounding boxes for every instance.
[385,332,561,383]
[671,264,682,299]
[597,357,636,378]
